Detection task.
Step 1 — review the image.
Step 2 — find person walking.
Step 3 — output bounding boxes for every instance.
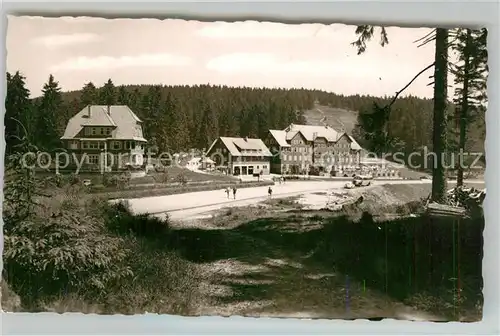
[268,186,273,198]
[232,186,237,199]
[225,186,230,199]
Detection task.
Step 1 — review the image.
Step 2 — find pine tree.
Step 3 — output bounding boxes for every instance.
[117,85,129,105]
[36,74,63,150]
[80,82,97,107]
[431,28,449,203]
[5,71,32,152]
[352,26,449,202]
[451,28,488,186]
[99,79,116,106]
[198,104,219,148]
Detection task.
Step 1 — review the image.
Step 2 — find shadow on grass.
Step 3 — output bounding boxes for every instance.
[160,211,483,319]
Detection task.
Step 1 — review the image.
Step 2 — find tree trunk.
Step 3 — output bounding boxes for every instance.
[431,28,449,202]
[457,29,472,187]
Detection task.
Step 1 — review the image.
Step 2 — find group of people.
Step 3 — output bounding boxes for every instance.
[224,185,274,199]
[225,186,238,199]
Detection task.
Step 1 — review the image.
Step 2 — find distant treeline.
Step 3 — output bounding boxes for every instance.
[5,74,485,159]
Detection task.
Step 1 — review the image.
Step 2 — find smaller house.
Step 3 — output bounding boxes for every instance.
[206,136,272,176]
[186,157,201,170]
[200,157,215,171]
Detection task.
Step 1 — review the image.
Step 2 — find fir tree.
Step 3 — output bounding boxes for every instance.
[5,71,32,152]
[352,26,449,202]
[198,104,219,148]
[80,82,97,107]
[36,74,63,150]
[451,28,488,186]
[117,85,129,105]
[99,79,116,106]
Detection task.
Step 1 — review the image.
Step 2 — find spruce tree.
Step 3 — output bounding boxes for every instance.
[36,74,63,150]
[117,85,129,105]
[451,28,488,186]
[80,81,97,107]
[99,79,116,106]
[5,71,32,152]
[198,104,219,148]
[352,26,450,202]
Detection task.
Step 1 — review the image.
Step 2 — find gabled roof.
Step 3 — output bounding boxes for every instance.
[337,132,362,151]
[284,123,339,142]
[61,105,146,141]
[268,130,291,147]
[346,134,362,151]
[207,137,272,157]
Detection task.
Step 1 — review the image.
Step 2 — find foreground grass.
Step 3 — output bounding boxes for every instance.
[183,184,483,321]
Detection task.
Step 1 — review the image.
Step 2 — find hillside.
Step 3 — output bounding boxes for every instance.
[302,104,358,134]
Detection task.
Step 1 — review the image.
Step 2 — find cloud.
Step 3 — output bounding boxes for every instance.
[51,53,193,72]
[206,53,377,78]
[196,21,317,39]
[32,33,102,48]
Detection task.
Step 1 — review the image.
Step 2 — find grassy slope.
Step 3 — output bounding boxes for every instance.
[302,104,358,134]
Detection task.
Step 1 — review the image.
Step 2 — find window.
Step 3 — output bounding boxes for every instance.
[82,142,89,149]
[87,154,99,165]
[263,165,267,169]
[105,128,112,135]
[113,141,121,150]
[100,127,105,135]
[124,141,134,150]
[99,142,105,149]
[91,127,97,135]
[69,141,78,150]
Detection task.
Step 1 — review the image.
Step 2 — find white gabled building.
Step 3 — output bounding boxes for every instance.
[205,136,273,176]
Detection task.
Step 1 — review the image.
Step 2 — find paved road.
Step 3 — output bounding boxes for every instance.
[118,179,484,220]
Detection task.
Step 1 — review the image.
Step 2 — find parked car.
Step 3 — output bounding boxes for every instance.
[344,182,355,189]
[353,174,372,187]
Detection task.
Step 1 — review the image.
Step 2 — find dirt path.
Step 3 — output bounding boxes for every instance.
[178,216,444,321]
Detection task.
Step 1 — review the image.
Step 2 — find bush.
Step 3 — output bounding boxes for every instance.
[103,173,131,189]
[3,136,200,315]
[155,172,170,184]
[3,199,133,308]
[103,201,171,239]
[174,171,188,186]
[309,166,321,176]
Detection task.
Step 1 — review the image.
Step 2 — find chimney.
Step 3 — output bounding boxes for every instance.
[87,105,91,117]
[107,105,111,115]
[245,136,249,142]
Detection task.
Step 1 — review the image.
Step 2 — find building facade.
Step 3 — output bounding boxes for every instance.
[205,136,272,176]
[265,123,362,175]
[60,105,147,171]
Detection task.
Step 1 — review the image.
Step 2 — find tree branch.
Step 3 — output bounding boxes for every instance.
[413,29,437,44]
[417,36,436,48]
[385,62,436,109]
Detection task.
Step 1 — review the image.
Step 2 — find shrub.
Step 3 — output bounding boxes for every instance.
[174,171,188,186]
[155,172,170,184]
[3,138,132,309]
[103,173,131,189]
[3,202,132,308]
[103,201,171,239]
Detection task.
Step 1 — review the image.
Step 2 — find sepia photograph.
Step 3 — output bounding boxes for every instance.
[3,16,487,322]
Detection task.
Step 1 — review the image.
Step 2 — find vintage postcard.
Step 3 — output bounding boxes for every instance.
[3,16,486,322]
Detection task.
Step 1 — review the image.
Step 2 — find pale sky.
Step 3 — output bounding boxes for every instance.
[7,16,441,98]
